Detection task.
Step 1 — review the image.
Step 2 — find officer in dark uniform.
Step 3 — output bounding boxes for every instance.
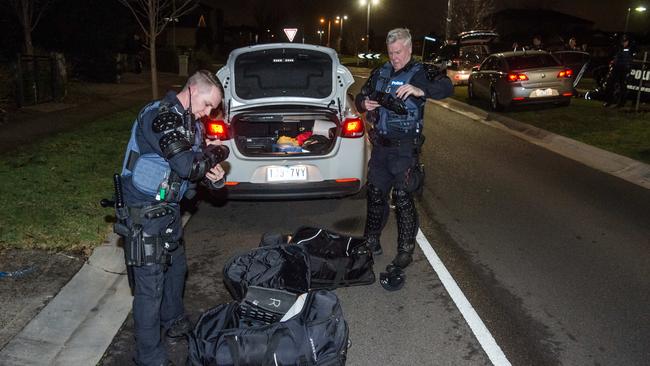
[604,34,635,107]
[355,28,453,290]
[120,70,229,365]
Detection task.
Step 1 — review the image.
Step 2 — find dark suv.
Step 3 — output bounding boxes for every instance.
[433,30,501,85]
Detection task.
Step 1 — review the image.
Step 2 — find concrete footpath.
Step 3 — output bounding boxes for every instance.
[1,88,649,365]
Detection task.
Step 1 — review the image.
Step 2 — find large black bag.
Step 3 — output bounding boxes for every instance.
[188,288,349,366]
[223,227,375,301]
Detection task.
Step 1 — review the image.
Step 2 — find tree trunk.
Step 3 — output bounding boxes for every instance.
[150,40,158,99]
[21,2,34,55]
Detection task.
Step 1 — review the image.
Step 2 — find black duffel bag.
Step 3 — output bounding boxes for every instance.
[223,227,375,301]
[188,287,349,366]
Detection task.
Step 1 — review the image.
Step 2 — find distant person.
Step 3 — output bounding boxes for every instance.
[566,37,579,51]
[512,41,521,51]
[581,43,588,52]
[355,28,453,291]
[603,34,635,108]
[528,35,545,51]
[118,70,228,365]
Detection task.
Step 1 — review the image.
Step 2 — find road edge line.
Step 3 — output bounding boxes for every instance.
[416,229,512,366]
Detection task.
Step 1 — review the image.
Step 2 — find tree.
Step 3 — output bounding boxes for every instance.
[450,0,496,35]
[6,0,53,55]
[118,0,197,99]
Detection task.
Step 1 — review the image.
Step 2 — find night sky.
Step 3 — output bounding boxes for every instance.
[222,0,648,39]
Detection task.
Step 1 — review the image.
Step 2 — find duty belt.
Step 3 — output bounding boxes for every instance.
[128,203,176,225]
[374,135,422,147]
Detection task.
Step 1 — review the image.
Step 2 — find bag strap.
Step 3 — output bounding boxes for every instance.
[263,327,287,366]
[225,335,241,366]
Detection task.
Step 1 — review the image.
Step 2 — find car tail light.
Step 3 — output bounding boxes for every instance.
[342,117,364,138]
[336,178,359,183]
[562,92,573,97]
[205,119,230,140]
[557,69,573,78]
[512,97,525,101]
[225,181,239,186]
[507,73,529,82]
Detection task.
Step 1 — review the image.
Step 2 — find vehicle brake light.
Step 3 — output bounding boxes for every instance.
[557,69,574,78]
[225,181,239,186]
[342,117,364,138]
[562,92,573,97]
[336,178,359,183]
[507,73,528,82]
[205,119,230,140]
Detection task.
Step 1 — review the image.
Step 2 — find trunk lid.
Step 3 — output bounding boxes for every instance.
[217,44,354,119]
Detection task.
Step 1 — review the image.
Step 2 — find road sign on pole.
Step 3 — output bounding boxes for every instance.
[283,28,298,42]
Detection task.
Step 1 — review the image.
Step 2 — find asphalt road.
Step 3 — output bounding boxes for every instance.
[417,102,650,365]
[101,193,492,366]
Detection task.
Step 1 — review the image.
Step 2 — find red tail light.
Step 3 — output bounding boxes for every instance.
[557,69,574,78]
[205,119,230,140]
[507,73,529,82]
[342,117,364,138]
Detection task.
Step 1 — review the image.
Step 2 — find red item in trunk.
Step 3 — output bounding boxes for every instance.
[296,131,313,146]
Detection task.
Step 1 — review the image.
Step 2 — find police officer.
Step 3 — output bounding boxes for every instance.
[120,70,228,365]
[604,34,635,108]
[355,28,453,289]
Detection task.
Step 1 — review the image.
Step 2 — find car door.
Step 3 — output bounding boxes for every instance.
[473,56,495,99]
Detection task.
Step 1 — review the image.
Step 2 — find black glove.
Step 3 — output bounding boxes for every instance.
[203,144,230,168]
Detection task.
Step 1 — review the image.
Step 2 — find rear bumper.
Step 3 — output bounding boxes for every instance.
[509,95,571,105]
[223,179,362,200]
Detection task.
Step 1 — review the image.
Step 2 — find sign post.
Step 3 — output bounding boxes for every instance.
[635,52,648,113]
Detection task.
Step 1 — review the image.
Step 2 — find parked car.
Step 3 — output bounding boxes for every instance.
[468,50,574,110]
[203,43,368,199]
[433,30,500,85]
[551,50,591,88]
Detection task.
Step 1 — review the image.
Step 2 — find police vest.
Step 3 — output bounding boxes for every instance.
[121,101,200,201]
[373,62,424,137]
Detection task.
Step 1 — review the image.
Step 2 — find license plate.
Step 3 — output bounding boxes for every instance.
[267,166,307,182]
[532,88,555,97]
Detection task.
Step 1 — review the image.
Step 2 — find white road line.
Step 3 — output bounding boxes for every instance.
[416,229,512,366]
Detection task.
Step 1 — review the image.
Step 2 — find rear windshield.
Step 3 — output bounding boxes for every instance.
[234,48,333,100]
[554,52,589,65]
[506,54,561,70]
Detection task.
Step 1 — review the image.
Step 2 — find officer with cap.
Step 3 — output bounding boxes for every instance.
[355,28,453,290]
[119,70,229,365]
[603,34,635,107]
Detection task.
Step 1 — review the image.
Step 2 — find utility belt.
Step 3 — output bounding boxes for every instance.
[113,202,180,268]
[370,129,425,152]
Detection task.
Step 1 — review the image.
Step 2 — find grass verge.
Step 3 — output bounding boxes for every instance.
[0,107,138,252]
[451,84,650,164]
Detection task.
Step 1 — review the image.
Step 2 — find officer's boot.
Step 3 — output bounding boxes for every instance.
[392,189,418,269]
[363,184,388,256]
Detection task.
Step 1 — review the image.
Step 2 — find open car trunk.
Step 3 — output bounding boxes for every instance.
[232,109,340,157]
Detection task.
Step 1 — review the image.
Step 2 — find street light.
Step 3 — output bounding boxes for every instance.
[336,15,348,53]
[625,5,647,33]
[360,0,379,52]
[320,17,333,48]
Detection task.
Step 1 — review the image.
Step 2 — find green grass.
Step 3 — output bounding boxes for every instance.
[451,85,650,164]
[0,108,139,252]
